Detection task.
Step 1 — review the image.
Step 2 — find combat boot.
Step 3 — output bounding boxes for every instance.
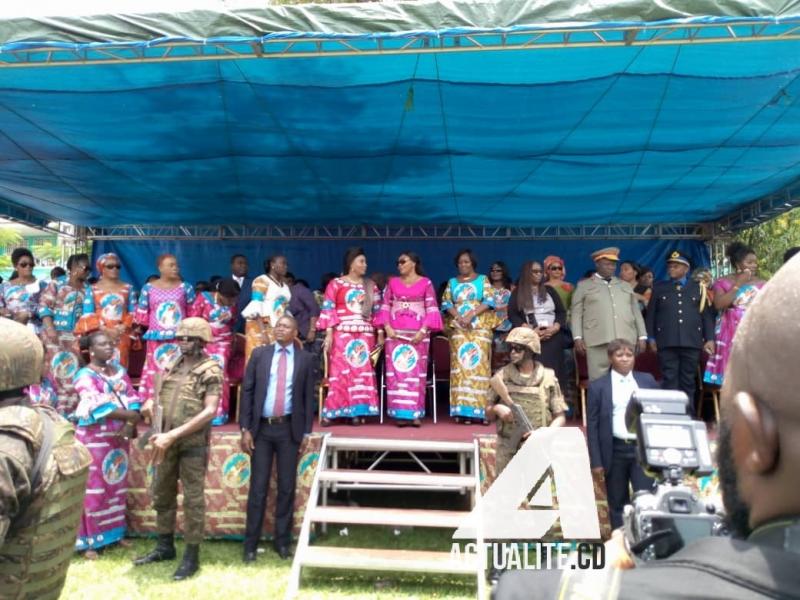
[173,544,200,580]
[133,534,177,565]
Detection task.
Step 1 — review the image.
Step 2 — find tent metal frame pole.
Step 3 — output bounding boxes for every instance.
[2,19,800,67]
[83,222,712,240]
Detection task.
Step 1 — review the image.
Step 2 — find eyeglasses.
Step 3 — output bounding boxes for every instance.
[17,261,34,268]
[531,269,543,274]
[548,265,563,271]
[509,344,527,353]
[397,259,408,265]
[75,264,90,272]
[104,264,121,270]
[176,336,197,342]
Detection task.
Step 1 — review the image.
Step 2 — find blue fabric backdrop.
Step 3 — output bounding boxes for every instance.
[92,239,709,293]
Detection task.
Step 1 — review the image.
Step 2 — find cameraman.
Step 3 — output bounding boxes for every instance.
[496,256,800,599]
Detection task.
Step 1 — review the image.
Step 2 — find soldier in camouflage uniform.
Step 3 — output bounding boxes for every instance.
[487,327,568,475]
[0,317,92,599]
[134,317,222,581]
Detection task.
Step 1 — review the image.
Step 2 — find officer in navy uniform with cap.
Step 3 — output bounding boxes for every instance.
[645,249,715,410]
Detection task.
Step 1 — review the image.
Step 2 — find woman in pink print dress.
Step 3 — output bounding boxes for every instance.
[134,254,195,401]
[377,252,442,427]
[73,331,141,558]
[190,278,240,425]
[318,247,384,426]
[704,242,765,386]
[37,253,92,416]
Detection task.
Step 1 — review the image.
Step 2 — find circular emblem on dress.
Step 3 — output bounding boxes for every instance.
[272,295,289,316]
[102,448,128,485]
[222,453,250,488]
[156,301,182,328]
[100,293,125,321]
[453,283,477,303]
[345,288,365,314]
[51,351,80,380]
[392,344,418,373]
[457,341,482,370]
[154,343,181,370]
[344,339,369,368]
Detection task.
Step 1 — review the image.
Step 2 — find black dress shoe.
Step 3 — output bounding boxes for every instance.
[274,545,291,560]
[243,550,257,563]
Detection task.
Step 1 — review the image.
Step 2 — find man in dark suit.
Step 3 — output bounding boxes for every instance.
[587,338,659,529]
[239,315,314,562]
[645,249,715,411]
[231,254,252,333]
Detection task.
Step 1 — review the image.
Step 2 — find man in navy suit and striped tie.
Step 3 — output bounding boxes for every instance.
[239,315,314,562]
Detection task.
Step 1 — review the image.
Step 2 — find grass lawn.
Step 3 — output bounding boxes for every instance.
[61,526,478,599]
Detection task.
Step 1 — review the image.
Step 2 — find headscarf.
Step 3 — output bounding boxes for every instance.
[95,252,120,277]
[543,255,566,279]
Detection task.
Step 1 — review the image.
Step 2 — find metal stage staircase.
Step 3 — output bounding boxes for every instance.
[286,435,486,599]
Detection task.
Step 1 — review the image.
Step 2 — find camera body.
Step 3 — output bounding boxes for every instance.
[622,389,727,561]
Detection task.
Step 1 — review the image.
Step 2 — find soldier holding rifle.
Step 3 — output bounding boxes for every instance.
[487,327,567,475]
[133,318,222,581]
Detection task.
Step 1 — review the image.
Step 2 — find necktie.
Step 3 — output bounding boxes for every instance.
[273,348,287,416]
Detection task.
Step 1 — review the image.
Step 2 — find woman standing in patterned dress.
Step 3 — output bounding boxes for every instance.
[377,252,442,427]
[441,249,498,424]
[76,253,138,368]
[190,278,240,425]
[0,247,48,332]
[318,247,384,426]
[73,331,141,558]
[704,241,766,386]
[241,255,292,364]
[37,253,92,416]
[133,254,195,402]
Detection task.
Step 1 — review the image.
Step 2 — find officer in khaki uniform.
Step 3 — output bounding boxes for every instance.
[0,317,91,599]
[134,317,222,581]
[571,247,647,381]
[487,327,567,475]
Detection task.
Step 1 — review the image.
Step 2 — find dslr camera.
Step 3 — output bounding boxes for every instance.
[622,389,728,562]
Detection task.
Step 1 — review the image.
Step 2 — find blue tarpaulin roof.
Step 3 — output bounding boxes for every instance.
[1,1,800,228]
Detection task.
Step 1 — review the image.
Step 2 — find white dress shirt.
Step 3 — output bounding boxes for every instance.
[611,369,638,440]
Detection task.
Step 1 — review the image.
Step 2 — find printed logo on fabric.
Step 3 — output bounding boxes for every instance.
[344,339,369,368]
[392,344,418,373]
[154,343,181,370]
[100,293,125,321]
[156,301,182,328]
[52,351,80,380]
[457,342,482,370]
[222,453,250,488]
[102,448,129,485]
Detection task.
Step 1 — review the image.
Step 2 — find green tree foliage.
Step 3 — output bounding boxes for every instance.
[740,207,800,278]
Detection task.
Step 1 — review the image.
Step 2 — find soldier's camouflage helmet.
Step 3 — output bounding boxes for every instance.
[0,317,44,391]
[505,327,541,355]
[176,317,212,343]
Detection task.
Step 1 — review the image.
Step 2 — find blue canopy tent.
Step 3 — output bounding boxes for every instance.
[1,0,800,286]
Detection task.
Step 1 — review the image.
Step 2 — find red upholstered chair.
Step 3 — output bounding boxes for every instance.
[634,349,662,382]
[573,349,590,428]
